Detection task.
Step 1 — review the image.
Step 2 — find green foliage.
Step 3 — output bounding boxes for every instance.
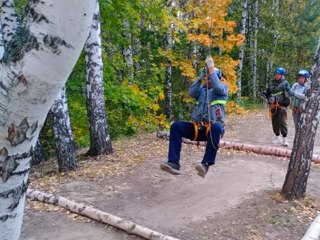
[104,81,166,137]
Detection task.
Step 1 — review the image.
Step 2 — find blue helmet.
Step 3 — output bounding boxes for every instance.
[215,67,222,79]
[274,67,286,76]
[297,69,310,78]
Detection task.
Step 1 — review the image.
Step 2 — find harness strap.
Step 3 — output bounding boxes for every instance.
[193,122,211,141]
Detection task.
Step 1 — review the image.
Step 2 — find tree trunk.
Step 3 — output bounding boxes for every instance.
[27,189,180,240]
[0,22,4,59]
[50,87,77,171]
[0,0,17,47]
[236,0,248,100]
[122,18,134,82]
[85,0,113,156]
[252,0,259,100]
[0,1,95,239]
[31,139,44,166]
[281,41,320,200]
[164,0,175,120]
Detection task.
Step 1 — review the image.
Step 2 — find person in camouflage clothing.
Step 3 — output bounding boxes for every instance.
[264,67,291,147]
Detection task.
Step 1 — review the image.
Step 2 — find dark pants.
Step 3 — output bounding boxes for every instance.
[271,108,288,137]
[168,121,224,167]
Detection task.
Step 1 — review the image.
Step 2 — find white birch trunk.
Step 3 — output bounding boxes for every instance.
[236,0,248,99]
[85,0,112,156]
[252,0,259,99]
[282,39,320,199]
[122,18,134,81]
[0,22,4,59]
[0,1,95,239]
[0,0,17,46]
[50,87,77,171]
[164,0,175,120]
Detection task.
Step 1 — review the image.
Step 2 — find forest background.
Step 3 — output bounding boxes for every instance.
[32,0,320,157]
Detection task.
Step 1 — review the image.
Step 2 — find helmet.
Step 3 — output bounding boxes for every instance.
[274,67,286,76]
[215,67,222,79]
[297,69,310,78]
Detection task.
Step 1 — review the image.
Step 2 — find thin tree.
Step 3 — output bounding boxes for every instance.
[0,0,95,239]
[122,18,134,81]
[236,0,248,100]
[252,0,259,100]
[282,38,320,199]
[85,0,113,156]
[50,87,77,171]
[164,0,175,120]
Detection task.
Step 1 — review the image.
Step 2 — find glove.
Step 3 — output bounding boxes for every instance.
[289,90,295,97]
[281,106,287,112]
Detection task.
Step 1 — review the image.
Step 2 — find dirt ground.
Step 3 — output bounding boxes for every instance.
[21,108,320,240]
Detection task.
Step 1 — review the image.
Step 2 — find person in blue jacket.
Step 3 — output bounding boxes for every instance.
[289,69,310,131]
[160,57,228,178]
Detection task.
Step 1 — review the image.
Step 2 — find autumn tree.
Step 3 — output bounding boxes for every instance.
[0,1,95,239]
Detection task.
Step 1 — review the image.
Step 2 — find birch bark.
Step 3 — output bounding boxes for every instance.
[282,40,320,199]
[50,87,77,171]
[0,1,95,239]
[236,0,248,100]
[85,0,112,156]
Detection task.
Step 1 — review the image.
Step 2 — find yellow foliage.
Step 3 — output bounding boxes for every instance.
[226,101,246,115]
[159,91,165,101]
[152,103,160,111]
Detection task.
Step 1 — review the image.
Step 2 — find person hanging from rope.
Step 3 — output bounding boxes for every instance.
[160,57,228,178]
[263,67,291,147]
[289,69,310,132]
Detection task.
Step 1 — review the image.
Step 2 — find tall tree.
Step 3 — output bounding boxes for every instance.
[281,39,320,199]
[85,0,113,156]
[50,87,77,171]
[164,0,175,120]
[252,0,259,99]
[236,0,248,100]
[122,18,134,82]
[0,0,95,239]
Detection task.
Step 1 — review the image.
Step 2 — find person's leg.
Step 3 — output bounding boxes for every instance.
[195,121,224,177]
[271,109,280,136]
[202,121,224,166]
[279,109,288,137]
[161,121,195,174]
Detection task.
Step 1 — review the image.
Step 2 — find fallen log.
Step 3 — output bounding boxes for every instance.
[156,131,320,163]
[26,189,179,240]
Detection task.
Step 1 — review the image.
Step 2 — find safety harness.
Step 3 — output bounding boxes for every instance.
[192,100,226,141]
[268,90,287,119]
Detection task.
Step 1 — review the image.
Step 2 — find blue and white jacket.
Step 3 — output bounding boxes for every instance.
[290,82,310,109]
[188,72,228,123]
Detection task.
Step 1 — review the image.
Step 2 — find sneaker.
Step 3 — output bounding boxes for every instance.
[271,135,282,144]
[160,161,180,175]
[283,137,289,147]
[195,163,209,178]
